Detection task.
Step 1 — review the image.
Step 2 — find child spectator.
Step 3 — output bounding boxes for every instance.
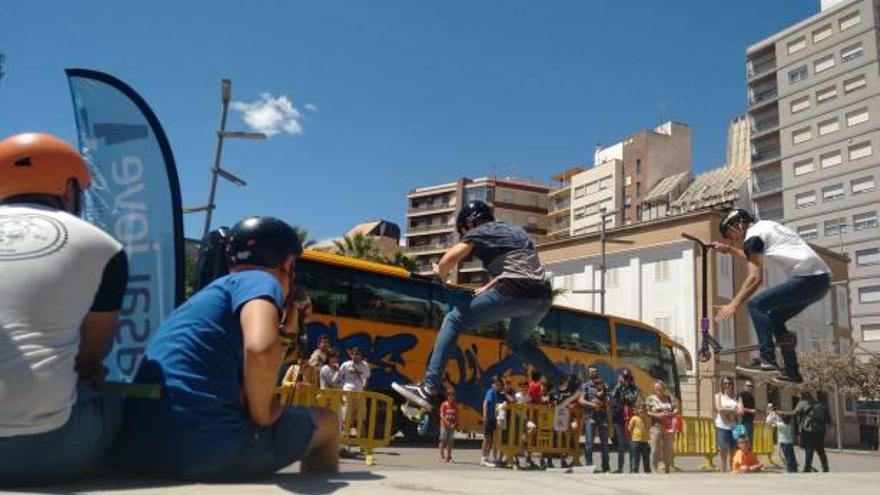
[319,350,341,390]
[732,436,763,474]
[481,376,505,468]
[439,390,458,463]
[337,347,370,441]
[627,403,651,473]
[775,412,798,473]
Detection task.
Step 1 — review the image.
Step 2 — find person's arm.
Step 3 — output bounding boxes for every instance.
[483,397,489,422]
[712,241,748,261]
[76,250,129,388]
[241,298,286,426]
[716,254,763,322]
[433,242,474,284]
[360,363,371,388]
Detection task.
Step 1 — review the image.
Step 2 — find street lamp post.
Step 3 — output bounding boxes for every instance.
[572,207,617,313]
[184,79,267,239]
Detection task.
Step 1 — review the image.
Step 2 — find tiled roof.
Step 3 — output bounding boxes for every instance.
[643,171,691,204]
[671,164,749,212]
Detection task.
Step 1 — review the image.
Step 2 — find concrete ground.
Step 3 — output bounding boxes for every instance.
[5,444,878,495]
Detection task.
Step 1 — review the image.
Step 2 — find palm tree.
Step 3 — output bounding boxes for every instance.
[292,225,317,249]
[387,251,418,272]
[332,232,382,261]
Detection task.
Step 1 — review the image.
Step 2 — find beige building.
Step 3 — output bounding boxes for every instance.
[538,209,860,444]
[746,0,880,360]
[404,176,550,285]
[547,121,692,238]
[726,114,752,168]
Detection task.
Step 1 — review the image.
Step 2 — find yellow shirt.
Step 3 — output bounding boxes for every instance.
[628,415,650,443]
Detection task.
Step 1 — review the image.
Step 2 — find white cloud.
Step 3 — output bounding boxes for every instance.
[230,93,306,136]
[304,102,319,113]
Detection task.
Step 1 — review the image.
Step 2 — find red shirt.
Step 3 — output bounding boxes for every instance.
[527,382,543,403]
[440,401,458,428]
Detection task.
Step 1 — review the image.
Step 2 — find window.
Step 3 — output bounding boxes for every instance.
[616,324,667,384]
[818,118,839,135]
[822,183,845,202]
[465,186,490,203]
[851,176,875,194]
[820,151,842,168]
[824,218,847,237]
[598,176,612,190]
[792,127,812,144]
[856,247,880,265]
[500,190,515,204]
[529,194,539,207]
[624,196,632,207]
[844,75,867,94]
[841,44,864,63]
[574,206,586,220]
[625,175,632,187]
[813,24,832,43]
[814,54,835,73]
[788,36,807,54]
[791,96,811,114]
[863,324,880,342]
[849,141,873,161]
[636,159,641,175]
[527,215,538,228]
[636,182,641,197]
[853,211,878,231]
[794,159,814,176]
[816,85,837,104]
[350,271,434,328]
[840,11,861,31]
[797,224,819,240]
[654,260,670,282]
[789,66,808,84]
[847,108,869,127]
[795,191,817,208]
[605,267,619,288]
[574,185,586,199]
[297,259,353,317]
[859,286,880,304]
[545,310,611,354]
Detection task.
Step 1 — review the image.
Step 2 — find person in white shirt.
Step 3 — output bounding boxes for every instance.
[0,133,129,485]
[713,208,830,384]
[337,348,370,440]
[319,350,342,390]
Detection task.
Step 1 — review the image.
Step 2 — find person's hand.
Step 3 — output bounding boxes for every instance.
[715,302,737,322]
[474,284,491,297]
[711,242,731,254]
[74,358,107,390]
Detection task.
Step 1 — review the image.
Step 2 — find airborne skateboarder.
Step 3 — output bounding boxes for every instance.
[713,208,831,384]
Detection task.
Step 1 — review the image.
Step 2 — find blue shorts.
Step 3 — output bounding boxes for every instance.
[716,427,736,451]
[175,406,317,481]
[439,427,455,443]
[483,418,497,438]
[0,382,122,486]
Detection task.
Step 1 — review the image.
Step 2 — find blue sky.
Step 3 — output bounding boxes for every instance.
[1,1,818,241]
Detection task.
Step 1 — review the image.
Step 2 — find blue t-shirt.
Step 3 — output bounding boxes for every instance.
[120,270,284,473]
[484,388,501,421]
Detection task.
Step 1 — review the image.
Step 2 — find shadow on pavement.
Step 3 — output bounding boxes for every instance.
[273,471,385,495]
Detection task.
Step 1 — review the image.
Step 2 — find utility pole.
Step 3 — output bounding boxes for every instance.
[183,79,266,239]
[572,207,617,313]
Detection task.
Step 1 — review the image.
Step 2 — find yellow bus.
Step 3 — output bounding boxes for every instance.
[295,249,690,438]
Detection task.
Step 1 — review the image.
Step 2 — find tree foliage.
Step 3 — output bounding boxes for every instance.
[800,351,880,400]
[332,233,419,271]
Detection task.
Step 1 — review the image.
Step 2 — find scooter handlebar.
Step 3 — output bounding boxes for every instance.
[681,233,711,249]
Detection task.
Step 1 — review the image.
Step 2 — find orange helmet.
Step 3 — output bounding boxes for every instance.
[0,132,91,200]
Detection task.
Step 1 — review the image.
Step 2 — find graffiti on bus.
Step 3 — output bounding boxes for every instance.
[305,320,622,414]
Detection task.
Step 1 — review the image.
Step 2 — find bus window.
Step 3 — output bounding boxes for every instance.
[296,260,352,317]
[534,309,560,346]
[661,345,680,398]
[616,323,664,382]
[559,311,611,355]
[350,271,433,328]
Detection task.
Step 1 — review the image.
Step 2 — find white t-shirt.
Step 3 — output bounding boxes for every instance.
[0,204,125,436]
[337,360,370,392]
[320,363,340,389]
[743,220,829,277]
[715,393,739,430]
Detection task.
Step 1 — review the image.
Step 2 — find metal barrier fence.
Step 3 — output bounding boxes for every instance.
[494,403,583,467]
[672,416,778,471]
[277,385,394,466]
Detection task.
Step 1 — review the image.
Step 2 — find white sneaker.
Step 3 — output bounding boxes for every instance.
[481,458,495,468]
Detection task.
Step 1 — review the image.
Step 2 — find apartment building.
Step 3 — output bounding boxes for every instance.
[404,176,550,285]
[548,121,692,238]
[538,210,859,443]
[746,0,880,359]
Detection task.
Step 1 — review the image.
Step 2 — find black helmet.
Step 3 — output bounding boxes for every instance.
[227,216,303,269]
[456,200,494,235]
[719,208,756,238]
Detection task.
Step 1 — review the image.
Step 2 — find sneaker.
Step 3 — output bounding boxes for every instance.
[494,459,505,468]
[480,458,496,468]
[736,358,780,374]
[773,373,804,385]
[392,382,439,410]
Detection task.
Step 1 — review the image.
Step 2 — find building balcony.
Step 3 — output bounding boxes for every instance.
[752,176,783,199]
[407,223,454,235]
[407,243,449,254]
[758,207,784,222]
[750,118,780,137]
[407,202,457,216]
[748,87,778,109]
[751,148,781,168]
[548,200,571,215]
[747,59,777,81]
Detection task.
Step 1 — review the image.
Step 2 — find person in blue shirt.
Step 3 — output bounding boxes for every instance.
[118,216,338,480]
[480,376,508,468]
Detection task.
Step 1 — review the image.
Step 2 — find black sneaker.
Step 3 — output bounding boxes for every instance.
[773,373,804,385]
[392,382,440,410]
[736,358,780,374]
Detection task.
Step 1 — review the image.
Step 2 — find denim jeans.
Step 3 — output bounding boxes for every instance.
[584,418,610,471]
[748,273,829,377]
[780,442,798,473]
[630,441,651,473]
[614,421,629,471]
[0,382,122,486]
[425,288,559,392]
